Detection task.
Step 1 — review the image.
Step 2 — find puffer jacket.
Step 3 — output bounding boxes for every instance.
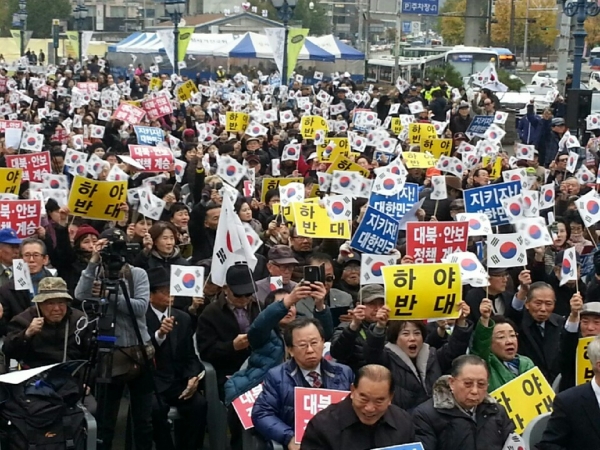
[133,247,189,271]
[251,358,354,446]
[413,376,515,450]
[365,322,473,412]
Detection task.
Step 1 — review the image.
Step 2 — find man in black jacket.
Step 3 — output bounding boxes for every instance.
[146,267,207,450]
[301,364,415,450]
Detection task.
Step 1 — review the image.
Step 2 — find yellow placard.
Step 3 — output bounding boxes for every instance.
[382,263,462,320]
[225,112,250,133]
[576,336,595,385]
[422,138,452,158]
[391,118,403,136]
[402,152,436,169]
[272,203,296,224]
[300,116,329,140]
[482,156,503,180]
[491,367,555,434]
[0,168,22,194]
[261,177,304,203]
[176,80,199,102]
[408,123,437,145]
[317,138,350,163]
[325,155,370,178]
[149,77,162,91]
[291,202,350,239]
[67,176,127,221]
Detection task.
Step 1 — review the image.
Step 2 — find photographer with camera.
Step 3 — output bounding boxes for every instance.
[74,228,154,450]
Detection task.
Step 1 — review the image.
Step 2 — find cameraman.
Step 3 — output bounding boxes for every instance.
[74,228,154,450]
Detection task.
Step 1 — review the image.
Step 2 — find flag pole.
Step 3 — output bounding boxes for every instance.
[433,200,439,219]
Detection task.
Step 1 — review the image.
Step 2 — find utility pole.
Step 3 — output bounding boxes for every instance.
[523,0,530,69]
[357,0,364,52]
[556,7,572,95]
[393,0,402,81]
[509,0,516,52]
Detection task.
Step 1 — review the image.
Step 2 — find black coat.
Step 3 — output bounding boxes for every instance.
[365,323,473,412]
[329,321,369,373]
[558,327,580,392]
[301,396,415,450]
[413,376,514,450]
[146,306,203,394]
[466,288,516,323]
[537,382,600,450]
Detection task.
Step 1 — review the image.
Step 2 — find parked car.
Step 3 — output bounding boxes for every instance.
[531,70,558,86]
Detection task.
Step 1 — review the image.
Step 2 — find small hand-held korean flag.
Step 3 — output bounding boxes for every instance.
[270,276,283,291]
[442,251,488,287]
[430,176,448,200]
[487,233,527,268]
[217,155,246,188]
[521,190,540,217]
[501,194,526,223]
[170,265,204,297]
[515,217,553,249]
[360,254,397,285]
[566,151,579,173]
[279,182,304,207]
[515,143,535,161]
[560,247,578,287]
[539,183,555,210]
[12,259,33,292]
[323,195,352,221]
[575,164,595,185]
[575,190,600,227]
[502,433,527,450]
[456,213,493,237]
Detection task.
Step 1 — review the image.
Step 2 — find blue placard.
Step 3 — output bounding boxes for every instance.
[402,0,439,15]
[402,21,412,34]
[133,126,165,146]
[372,443,424,450]
[464,181,522,226]
[369,183,419,221]
[350,206,400,255]
[579,245,600,277]
[465,115,494,137]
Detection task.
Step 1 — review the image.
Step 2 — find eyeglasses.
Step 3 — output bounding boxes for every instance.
[325,276,335,283]
[22,253,45,260]
[293,340,324,350]
[272,263,295,272]
[343,266,360,272]
[484,102,492,106]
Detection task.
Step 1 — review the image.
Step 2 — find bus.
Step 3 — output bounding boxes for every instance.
[366,56,427,83]
[424,46,499,78]
[399,46,451,59]
[493,48,517,71]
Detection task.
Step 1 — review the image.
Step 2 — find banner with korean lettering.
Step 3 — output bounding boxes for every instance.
[294,387,349,444]
[5,152,51,182]
[351,207,399,255]
[317,138,349,163]
[177,80,199,103]
[232,384,263,430]
[261,177,304,202]
[464,181,521,226]
[291,202,350,239]
[0,200,41,238]
[576,336,595,385]
[0,168,23,194]
[133,126,165,146]
[406,222,469,263]
[225,112,250,132]
[128,145,174,172]
[408,123,436,145]
[326,155,370,178]
[142,95,173,121]
[402,152,436,169]
[300,116,329,140]
[369,183,419,221]
[112,102,146,125]
[490,367,554,434]
[382,263,462,320]
[272,203,296,225]
[0,120,23,133]
[67,176,126,221]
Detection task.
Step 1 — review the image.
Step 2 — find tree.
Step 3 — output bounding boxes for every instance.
[294,0,330,36]
[1,0,71,38]
[439,0,466,45]
[491,0,557,49]
[585,15,600,47]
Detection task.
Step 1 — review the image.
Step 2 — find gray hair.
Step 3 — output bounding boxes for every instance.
[589,336,600,373]
[20,238,47,256]
[526,281,555,303]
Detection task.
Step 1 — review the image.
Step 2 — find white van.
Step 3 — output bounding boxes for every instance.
[589,71,600,90]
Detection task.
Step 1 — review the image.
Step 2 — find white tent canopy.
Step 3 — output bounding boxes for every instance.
[109,32,236,56]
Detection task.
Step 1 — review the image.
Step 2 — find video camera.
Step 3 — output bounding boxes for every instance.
[99,240,140,280]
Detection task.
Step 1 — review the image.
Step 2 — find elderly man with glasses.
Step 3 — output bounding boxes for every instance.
[255,245,298,306]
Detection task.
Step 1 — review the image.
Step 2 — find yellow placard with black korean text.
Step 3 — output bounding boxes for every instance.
[382,263,461,320]
[576,336,595,385]
[491,367,554,434]
[67,176,127,221]
[300,116,329,140]
[402,152,436,169]
[391,118,403,136]
[291,202,350,239]
[226,112,250,133]
[176,80,199,103]
[0,168,22,194]
[408,123,437,145]
[424,139,453,158]
[317,138,350,163]
[261,177,304,203]
[273,203,296,225]
[326,155,370,178]
[149,77,163,91]
[482,156,503,180]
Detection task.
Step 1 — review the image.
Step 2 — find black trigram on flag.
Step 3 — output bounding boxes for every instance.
[216,248,227,264]
[490,255,500,264]
[490,237,500,247]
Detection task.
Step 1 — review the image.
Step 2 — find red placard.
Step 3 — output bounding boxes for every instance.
[231,384,263,430]
[0,120,24,132]
[406,222,469,264]
[112,103,146,125]
[142,94,173,121]
[0,200,41,238]
[294,387,349,444]
[5,151,51,183]
[50,128,69,144]
[76,82,98,92]
[128,145,174,172]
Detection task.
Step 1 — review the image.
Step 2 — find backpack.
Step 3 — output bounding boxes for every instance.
[0,369,87,450]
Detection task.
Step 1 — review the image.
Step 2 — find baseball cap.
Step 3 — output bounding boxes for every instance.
[552,118,566,127]
[445,175,463,191]
[581,302,600,317]
[99,227,127,243]
[32,277,73,303]
[245,154,261,165]
[341,254,361,267]
[0,228,22,245]
[307,152,318,161]
[426,167,441,177]
[268,245,299,265]
[226,263,255,296]
[359,284,385,304]
[458,101,470,110]
[147,267,170,291]
[488,268,508,276]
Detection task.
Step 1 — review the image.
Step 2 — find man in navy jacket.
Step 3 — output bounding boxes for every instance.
[251,317,354,449]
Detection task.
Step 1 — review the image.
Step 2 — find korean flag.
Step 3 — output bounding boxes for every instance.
[456,213,493,237]
[89,124,106,139]
[331,170,360,196]
[521,190,540,217]
[575,190,600,227]
[502,168,528,189]
[483,124,506,143]
[501,194,526,224]
[515,217,552,249]
[243,223,263,253]
[575,164,595,185]
[566,150,579,173]
[360,254,398,285]
[539,183,555,210]
[515,143,535,161]
[279,182,304,207]
[430,176,447,201]
[317,171,332,192]
[442,251,488,287]
[41,173,69,191]
[348,131,367,153]
[106,165,130,182]
[323,195,352,221]
[487,233,527,268]
[170,265,204,297]
[560,247,578,286]
[217,155,246,188]
[173,159,188,183]
[372,167,406,196]
[282,143,301,162]
[19,132,43,152]
[435,156,466,179]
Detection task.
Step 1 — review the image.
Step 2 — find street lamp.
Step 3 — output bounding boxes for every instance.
[270,0,298,86]
[73,1,89,66]
[164,0,186,75]
[18,0,27,58]
[562,0,600,89]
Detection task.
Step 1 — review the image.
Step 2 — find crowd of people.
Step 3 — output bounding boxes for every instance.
[0,54,599,450]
